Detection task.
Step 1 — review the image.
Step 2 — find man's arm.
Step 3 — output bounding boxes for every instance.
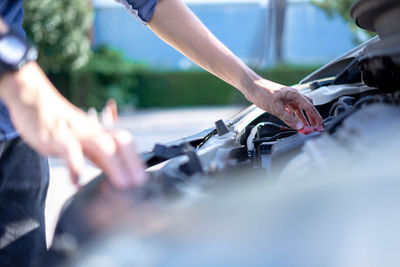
[0,18,146,189]
[147,0,322,129]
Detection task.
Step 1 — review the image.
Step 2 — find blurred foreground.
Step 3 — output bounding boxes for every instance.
[46,106,242,245]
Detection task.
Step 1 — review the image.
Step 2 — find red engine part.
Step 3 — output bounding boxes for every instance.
[298,126,324,135]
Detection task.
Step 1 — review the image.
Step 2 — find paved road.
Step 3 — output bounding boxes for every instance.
[46,106,243,245]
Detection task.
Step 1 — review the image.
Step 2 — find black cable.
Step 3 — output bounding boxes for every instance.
[323,116,336,126]
[329,102,348,117]
[325,94,395,134]
[253,131,298,145]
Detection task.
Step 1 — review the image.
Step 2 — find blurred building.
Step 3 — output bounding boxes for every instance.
[92,0,355,69]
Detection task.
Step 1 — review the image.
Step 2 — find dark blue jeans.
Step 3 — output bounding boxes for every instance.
[0,137,49,267]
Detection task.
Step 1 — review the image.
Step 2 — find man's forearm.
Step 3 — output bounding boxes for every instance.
[147,0,262,96]
[146,0,323,129]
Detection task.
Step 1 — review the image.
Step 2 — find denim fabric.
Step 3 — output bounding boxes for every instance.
[114,0,158,24]
[0,137,49,267]
[0,0,25,142]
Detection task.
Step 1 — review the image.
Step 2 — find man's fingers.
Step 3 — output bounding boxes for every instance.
[305,95,314,104]
[275,103,304,130]
[292,107,309,127]
[110,129,147,186]
[64,139,84,186]
[296,95,323,126]
[305,107,323,126]
[81,130,145,190]
[56,130,84,186]
[82,133,128,189]
[277,88,322,127]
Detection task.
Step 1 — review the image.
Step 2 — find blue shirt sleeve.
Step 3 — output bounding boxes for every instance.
[0,0,25,37]
[114,0,158,24]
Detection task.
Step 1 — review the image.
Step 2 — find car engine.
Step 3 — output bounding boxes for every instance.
[43,0,400,265]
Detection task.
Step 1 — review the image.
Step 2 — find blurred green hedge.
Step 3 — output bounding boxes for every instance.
[24,0,93,73]
[52,47,321,110]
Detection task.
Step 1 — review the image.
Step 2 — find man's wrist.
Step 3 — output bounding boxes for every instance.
[0,62,35,107]
[236,65,265,97]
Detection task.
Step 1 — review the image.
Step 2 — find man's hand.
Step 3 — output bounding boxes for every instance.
[148,0,322,130]
[0,62,146,189]
[246,79,323,130]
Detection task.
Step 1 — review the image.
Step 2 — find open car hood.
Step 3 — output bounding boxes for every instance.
[300,36,379,85]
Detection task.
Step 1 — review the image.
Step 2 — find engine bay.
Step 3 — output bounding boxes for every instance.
[44,82,400,266]
[44,0,400,262]
[245,90,400,178]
